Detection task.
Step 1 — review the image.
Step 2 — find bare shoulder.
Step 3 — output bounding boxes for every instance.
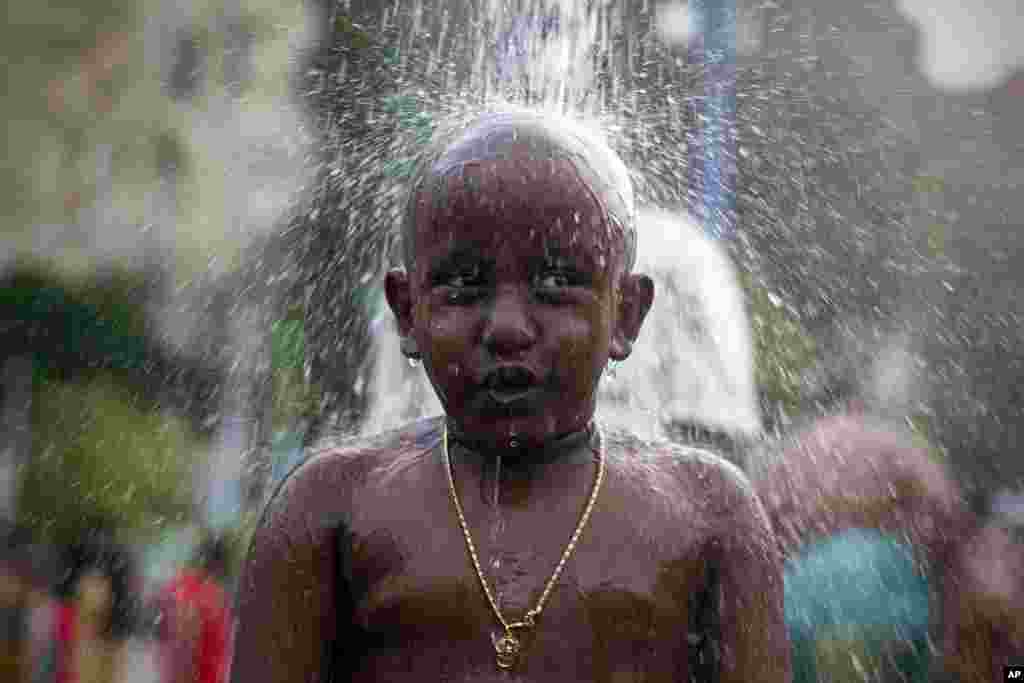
[259,416,444,535]
[600,426,764,531]
[233,419,449,683]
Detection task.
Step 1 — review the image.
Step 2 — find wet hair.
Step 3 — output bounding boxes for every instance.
[401,110,637,274]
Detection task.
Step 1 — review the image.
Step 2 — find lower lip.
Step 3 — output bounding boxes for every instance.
[486,386,541,405]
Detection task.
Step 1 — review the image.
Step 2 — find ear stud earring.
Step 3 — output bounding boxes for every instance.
[401,336,421,368]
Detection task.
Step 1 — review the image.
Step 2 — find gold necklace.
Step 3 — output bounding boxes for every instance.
[443,424,605,670]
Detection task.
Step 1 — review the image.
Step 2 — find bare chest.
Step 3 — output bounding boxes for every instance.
[343,463,717,680]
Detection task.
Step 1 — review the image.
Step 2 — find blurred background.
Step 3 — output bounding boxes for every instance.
[1,0,1022,680]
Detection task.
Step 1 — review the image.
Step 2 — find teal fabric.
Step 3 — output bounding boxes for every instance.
[784,529,931,682]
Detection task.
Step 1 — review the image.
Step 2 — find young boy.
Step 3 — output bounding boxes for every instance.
[232,111,789,682]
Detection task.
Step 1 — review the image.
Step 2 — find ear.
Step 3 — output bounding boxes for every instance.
[609,273,654,361]
[384,268,415,337]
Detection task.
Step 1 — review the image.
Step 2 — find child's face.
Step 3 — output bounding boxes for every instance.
[387,155,652,449]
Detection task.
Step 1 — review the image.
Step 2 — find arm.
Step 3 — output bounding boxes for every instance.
[713,471,791,683]
[231,455,349,683]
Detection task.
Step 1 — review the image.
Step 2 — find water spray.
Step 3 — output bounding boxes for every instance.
[689,0,737,240]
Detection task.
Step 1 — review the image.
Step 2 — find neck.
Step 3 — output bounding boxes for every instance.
[446,421,599,471]
[444,421,600,509]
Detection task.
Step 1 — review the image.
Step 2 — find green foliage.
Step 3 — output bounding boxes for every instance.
[906,414,947,463]
[1,260,157,382]
[925,222,946,258]
[271,318,305,370]
[332,14,372,50]
[19,375,200,546]
[911,175,945,194]
[741,272,817,415]
[269,310,322,431]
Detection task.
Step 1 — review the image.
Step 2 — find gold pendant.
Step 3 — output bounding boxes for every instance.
[494,632,521,669]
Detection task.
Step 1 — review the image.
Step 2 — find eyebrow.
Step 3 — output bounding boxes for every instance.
[426,247,489,282]
[537,244,580,266]
[423,238,603,284]
[536,243,605,277]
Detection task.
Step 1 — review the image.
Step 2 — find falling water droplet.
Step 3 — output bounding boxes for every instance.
[510,439,519,448]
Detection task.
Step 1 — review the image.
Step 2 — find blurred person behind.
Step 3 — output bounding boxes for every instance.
[944,490,1024,682]
[1,523,34,683]
[0,522,58,683]
[22,542,58,683]
[158,534,233,683]
[751,413,975,683]
[25,571,58,683]
[38,540,136,683]
[51,569,125,683]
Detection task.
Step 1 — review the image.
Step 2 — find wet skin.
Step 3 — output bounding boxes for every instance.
[389,154,649,452]
[232,419,789,683]
[232,139,789,681]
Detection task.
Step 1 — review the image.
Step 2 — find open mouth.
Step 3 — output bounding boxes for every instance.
[484,365,541,405]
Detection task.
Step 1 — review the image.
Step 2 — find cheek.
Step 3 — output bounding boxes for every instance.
[415,304,476,370]
[552,312,611,374]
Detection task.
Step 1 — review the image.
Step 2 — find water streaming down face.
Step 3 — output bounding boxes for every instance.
[363,204,760,442]
[359,1,760,444]
[301,0,1023,514]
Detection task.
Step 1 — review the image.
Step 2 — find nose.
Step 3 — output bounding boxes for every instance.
[482,286,538,356]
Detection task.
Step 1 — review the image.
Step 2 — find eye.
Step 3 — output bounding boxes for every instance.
[534,268,589,304]
[449,272,480,288]
[435,264,487,304]
[536,272,572,289]
[433,263,483,288]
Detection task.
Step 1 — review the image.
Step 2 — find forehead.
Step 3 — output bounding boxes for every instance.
[412,157,624,267]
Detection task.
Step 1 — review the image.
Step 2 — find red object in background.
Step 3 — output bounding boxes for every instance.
[159,569,233,683]
[54,603,77,683]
